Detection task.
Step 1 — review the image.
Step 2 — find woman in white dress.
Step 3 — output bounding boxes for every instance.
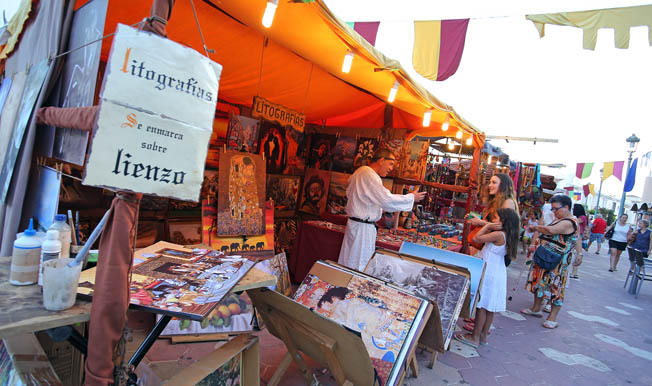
[455,208,520,347]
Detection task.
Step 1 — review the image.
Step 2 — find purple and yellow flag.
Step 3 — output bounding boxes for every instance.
[346,22,380,46]
[603,161,625,181]
[412,19,470,81]
[575,162,593,179]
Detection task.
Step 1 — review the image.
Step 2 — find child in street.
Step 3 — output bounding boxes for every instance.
[455,208,520,347]
[522,210,540,254]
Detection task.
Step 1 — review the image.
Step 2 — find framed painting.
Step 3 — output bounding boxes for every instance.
[282,126,307,175]
[167,219,203,246]
[307,133,337,171]
[165,334,259,386]
[398,140,429,181]
[217,150,266,236]
[266,174,300,218]
[353,137,379,169]
[298,168,330,215]
[293,261,431,386]
[364,250,470,352]
[226,114,260,153]
[327,172,349,215]
[258,120,287,174]
[273,219,297,260]
[331,135,356,173]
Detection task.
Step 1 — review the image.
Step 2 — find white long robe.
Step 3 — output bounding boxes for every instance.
[337,166,415,271]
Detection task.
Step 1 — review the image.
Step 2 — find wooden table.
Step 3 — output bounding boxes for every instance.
[0,256,276,340]
[0,256,92,339]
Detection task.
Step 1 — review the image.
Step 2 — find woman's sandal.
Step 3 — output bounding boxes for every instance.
[542,320,558,329]
[454,333,479,348]
[520,308,543,317]
[543,304,551,313]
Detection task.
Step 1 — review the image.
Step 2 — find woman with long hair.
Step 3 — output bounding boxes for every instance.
[569,204,587,279]
[606,214,632,272]
[455,208,520,347]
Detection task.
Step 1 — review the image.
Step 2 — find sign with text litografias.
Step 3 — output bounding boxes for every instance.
[83,24,222,201]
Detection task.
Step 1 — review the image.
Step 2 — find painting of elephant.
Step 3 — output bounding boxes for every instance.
[230,242,240,252]
[256,241,264,251]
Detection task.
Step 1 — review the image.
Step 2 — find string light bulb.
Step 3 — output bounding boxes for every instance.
[262,0,279,28]
[341,51,354,73]
[441,116,449,131]
[422,109,432,127]
[465,136,472,146]
[448,142,455,150]
[456,129,463,139]
[387,81,399,103]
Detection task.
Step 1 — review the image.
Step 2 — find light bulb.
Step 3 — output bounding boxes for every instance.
[448,142,454,150]
[387,81,399,103]
[422,109,432,127]
[441,116,449,131]
[342,51,354,73]
[262,0,279,28]
[456,130,462,139]
[466,136,472,146]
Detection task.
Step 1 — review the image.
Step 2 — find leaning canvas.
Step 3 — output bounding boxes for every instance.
[217,150,266,236]
[294,260,431,386]
[364,251,469,351]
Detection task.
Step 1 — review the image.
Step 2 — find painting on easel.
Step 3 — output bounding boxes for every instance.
[217,150,266,236]
[293,261,431,386]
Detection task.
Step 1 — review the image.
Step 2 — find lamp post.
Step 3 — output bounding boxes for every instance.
[595,168,604,215]
[618,133,640,217]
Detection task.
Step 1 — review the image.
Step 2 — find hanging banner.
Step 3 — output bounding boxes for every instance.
[252,96,305,132]
[83,24,222,201]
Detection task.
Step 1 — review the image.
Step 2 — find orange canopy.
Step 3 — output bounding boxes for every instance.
[76,0,483,146]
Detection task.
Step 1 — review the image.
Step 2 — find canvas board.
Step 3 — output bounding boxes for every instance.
[22,166,62,232]
[399,242,485,317]
[353,137,379,169]
[258,121,287,174]
[273,219,297,258]
[0,60,50,202]
[52,0,108,165]
[226,114,259,153]
[266,174,300,218]
[308,133,336,171]
[282,125,307,175]
[327,171,349,215]
[217,150,266,236]
[299,168,330,215]
[331,136,356,173]
[78,243,255,321]
[255,252,292,296]
[380,138,404,178]
[294,261,431,386]
[398,140,429,181]
[364,250,469,351]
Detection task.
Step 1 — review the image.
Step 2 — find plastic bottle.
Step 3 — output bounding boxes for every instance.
[49,214,72,258]
[38,230,62,286]
[10,219,42,285]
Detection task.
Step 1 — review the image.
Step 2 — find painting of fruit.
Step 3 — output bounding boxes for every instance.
[160,292,254,336]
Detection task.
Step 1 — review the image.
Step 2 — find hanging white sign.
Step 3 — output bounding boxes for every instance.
[84,24,222,201]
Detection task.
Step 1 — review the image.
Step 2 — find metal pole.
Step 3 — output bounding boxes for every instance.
[618,152,633,217]
[595,174,604,215]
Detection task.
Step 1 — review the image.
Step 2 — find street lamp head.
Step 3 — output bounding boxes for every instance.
[626,133,640,153]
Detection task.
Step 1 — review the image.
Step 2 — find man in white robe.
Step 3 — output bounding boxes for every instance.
[338,149,426,271]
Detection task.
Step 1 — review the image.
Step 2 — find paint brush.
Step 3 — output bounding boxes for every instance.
[68,209,78,245]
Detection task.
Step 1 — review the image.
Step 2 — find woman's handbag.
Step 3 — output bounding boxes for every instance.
[533,245,563,271]
[605,227,614,240]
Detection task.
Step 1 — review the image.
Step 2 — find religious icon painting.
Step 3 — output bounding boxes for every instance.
[327,172,349,215]
[258,121,287,174]
[227,114,260,153]
[282,126,308,175]
[298,168,330,215]
[331,135,356,173]
[399,140,429,181]
[380,138,404,177]
[217,150,266,236]
[353,137,379,169]
[307,133,336,171]
[266,174,300,218]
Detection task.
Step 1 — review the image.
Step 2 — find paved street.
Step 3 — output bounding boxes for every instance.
[258,242,652,385]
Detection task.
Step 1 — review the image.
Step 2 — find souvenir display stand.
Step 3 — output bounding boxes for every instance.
[364,249,471,368]
[399,242,486,318]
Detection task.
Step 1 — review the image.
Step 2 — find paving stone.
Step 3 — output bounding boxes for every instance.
[438,352,472,370]
[494,375,529,386]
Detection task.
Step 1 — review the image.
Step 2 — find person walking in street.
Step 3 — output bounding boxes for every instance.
[337,149,426,271]
[521,209,541,254]
[521,195,580,329]
[587,214,607,254]
[569,204,588,279]
[628,219,651,267]
[454,208,520,347]
[606,214,632,272]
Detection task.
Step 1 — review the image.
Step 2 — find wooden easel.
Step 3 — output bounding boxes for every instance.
[248,288,381,386]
